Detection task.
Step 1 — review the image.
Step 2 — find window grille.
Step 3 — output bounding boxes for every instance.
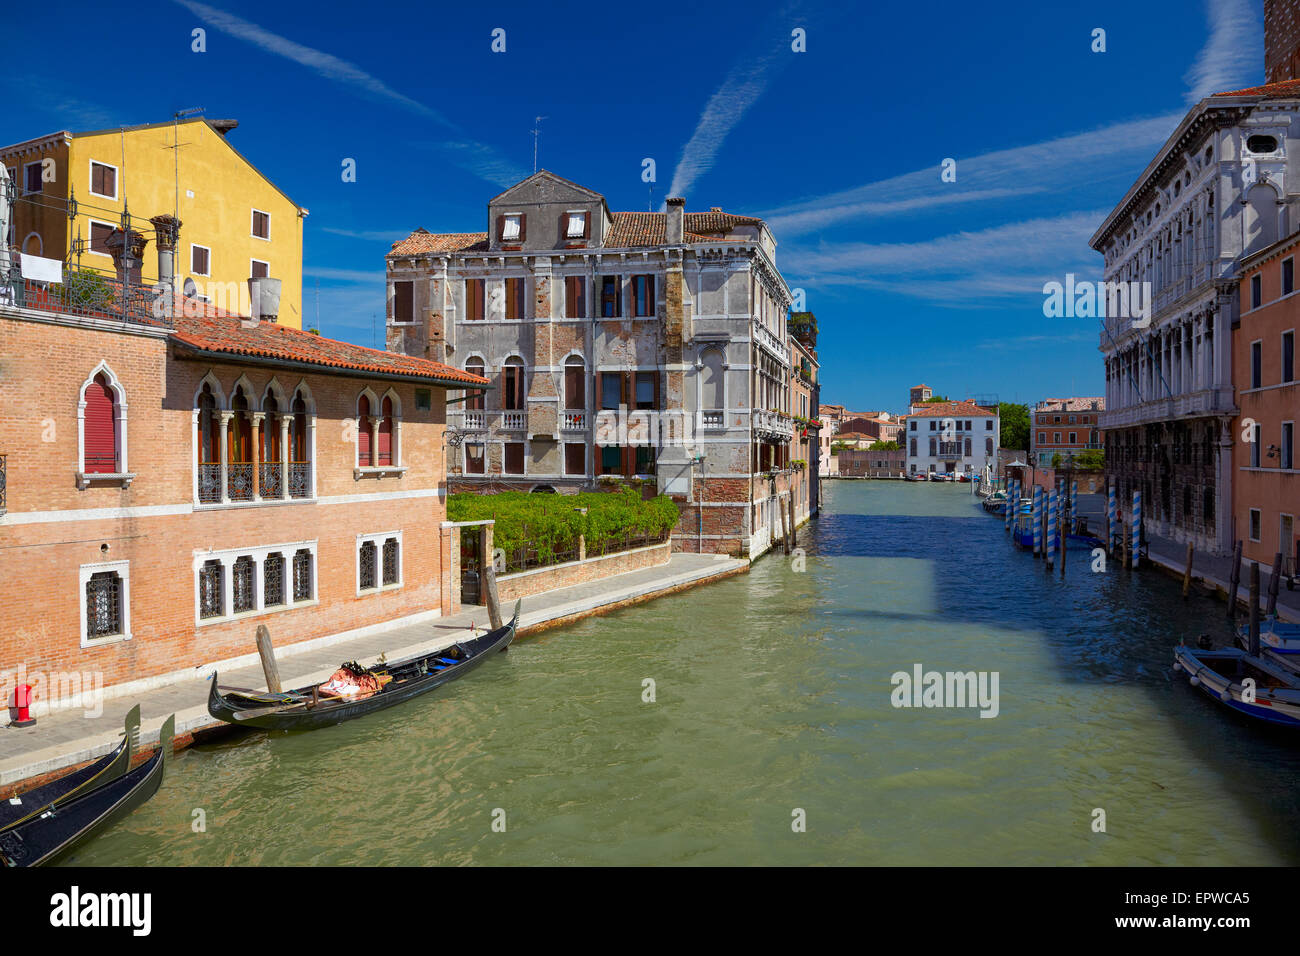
[199,560,224,619]
[360,541,378,590]
[292,549,312,601]
[86,571,122,638]
[264,553,284,606]
[382,538,399,585]
[233,556,255,613]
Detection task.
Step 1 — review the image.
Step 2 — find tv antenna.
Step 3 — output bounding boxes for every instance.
[169,107,204,221]
[531,116,548,173]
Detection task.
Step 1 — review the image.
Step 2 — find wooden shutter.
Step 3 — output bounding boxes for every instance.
[358,396,372,463]
[652,371,660,410]
[583,211,591,239]
[519,214,527,241]
[496,214,505,241]
[378,398,393,465]
[84,375,116,473]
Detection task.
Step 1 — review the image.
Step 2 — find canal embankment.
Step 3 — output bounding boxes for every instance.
[0,551,747,794]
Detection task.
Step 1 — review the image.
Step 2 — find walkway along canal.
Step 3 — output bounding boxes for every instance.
[60,481,1300,865]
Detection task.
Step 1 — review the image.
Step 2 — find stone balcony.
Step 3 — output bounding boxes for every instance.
[1098,387,1237,430]
[753,408,794,441]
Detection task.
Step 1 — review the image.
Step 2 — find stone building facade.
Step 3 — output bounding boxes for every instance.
[385,170,804,557]
[1089,81,1300,554]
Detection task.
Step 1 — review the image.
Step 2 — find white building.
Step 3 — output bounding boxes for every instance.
[1088,80,1300,554]
[904,401,1000,477]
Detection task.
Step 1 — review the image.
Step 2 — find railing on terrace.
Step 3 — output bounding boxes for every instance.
[501,411,527,431]
[260,461,284,499]
[198,463,221,504]
[562,411,586,430]
[288,461,311,499]
[228,462,255,502]
[461,411,486,431]
[2,259,171,329]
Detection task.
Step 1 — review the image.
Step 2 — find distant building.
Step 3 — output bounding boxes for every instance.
[909,383,933,406]
[1030,397,1104,467]
[904,400,1000,477]
[1266,0,1300,83]
[839,446,905,478]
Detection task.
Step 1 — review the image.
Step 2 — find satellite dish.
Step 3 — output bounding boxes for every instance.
[183,277,198,298]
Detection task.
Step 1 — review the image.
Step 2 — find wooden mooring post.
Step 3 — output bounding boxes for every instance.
[255,624,282,694]
[1248,561,1261,656]
[1181,543,1194,599]
[1267,551,1283,617]
[1227,540,1243,619]
[480,524,502,630]
[786,494,797,554]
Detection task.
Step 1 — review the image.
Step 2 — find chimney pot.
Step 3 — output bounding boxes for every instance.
[666,196,685,244]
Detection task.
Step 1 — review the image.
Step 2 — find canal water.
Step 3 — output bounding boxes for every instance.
[67,481,1300,865]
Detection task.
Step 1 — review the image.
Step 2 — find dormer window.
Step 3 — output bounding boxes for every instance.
[565,211,587,239]
[501,213,522,241]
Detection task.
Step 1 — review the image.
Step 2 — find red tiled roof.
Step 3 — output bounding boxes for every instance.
[606,210,762,247]
[907,400,995,418]
[169,309,487,386]
[1212,78,1300,99]
[388,229,489,257]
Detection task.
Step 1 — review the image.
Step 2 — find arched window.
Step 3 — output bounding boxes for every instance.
[564,355,585,409]
[228,385,254,501]
[378,396,394,465]
[465,359,485,411]
[701,348,725,410]
[502,357,525,410]
[197,382,220,503]
[289,388,312,499]
[260,391,283,498]
[357,393,373,466]
[83,372,118,473]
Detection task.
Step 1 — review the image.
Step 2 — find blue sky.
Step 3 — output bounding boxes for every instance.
[5,0,1264,413]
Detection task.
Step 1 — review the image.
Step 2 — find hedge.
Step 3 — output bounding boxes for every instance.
[447,488,680,568]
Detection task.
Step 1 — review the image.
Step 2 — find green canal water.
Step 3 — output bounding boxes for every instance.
[66,481,1300,865]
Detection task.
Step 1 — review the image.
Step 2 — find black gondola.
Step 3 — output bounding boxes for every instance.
[0,704,140,834]
[207,601,520,731]
[0,715,172,867]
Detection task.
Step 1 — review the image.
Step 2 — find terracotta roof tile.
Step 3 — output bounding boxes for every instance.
[1212,78,1300,98]
[388,229,490,257]
[907,400,996,418]
[169,309,487,386]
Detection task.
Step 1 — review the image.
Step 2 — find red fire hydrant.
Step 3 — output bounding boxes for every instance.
[12,684,36,728]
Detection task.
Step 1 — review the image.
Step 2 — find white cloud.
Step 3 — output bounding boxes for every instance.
[1184,0,1263,103]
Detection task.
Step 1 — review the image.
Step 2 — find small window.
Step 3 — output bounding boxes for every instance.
[1284,422,1295,470]
[910,421,916,431]
[359,541,378,591]
[504,277,526,320]
[503,442,526,475]
[465,444,485,474]
[601,374,622,410]
[264,553,285,607]
[89,161,117,200]
[1247,134,1279,154]
[1250,508,1262,541]
[502,360,525,411]
[1285,259,1295,297]
[233,556,256,613]
[292,549,313,602]
[85,571,124,639]
[564,442,586,475]
[1283,330,1295,383]
[251,259,269,279]
[23,161,43,194]
[1251,274,1262,309]
[985,420,993,430]
[566,211,587,239]
[199,560,224,619]
[565,276,587,319]
[251,209,270,239]
[600,445,622,475]
[632,275,655,317]
[635,372,656,410]
[191,244,211,276]
[382,538,400,586]
[600,275,621,317]
[1069,432,1077,443]
[465,279,485,321]
[415,388,432,412]
[501,213,522,241]
[1252,341,1263,389]
[393,280,414,323]
[89,221,115,256]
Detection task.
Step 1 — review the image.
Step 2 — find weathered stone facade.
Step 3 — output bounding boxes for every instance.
[385,171,810,557]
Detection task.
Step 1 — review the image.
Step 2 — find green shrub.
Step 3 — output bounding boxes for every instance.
[448,488,680,568]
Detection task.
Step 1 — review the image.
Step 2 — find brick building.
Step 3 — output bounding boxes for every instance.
[1267,0,1300,84]
[1234,232,1300,576]
[839,446,905,478]
[1029,397,1104,467]
[385,170,804,557]
[0,221,484,701]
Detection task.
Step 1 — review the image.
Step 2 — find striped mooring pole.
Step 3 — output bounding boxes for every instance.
[1046,488,1058,568]
[1032,485,1043,557]
[1071,480,1078,533]
[1131,489,1142,570]
[1107,480,1117,555]
[1004,478,1015,532]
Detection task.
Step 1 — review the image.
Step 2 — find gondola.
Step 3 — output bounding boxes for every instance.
[0,715,172,867]
[0,704,139,834]
[1173,644,1300,727]
[207,601,521,731]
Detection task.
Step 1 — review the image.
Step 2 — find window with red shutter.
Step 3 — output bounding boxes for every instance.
[378,396,393,465]
[358,395,372,465]
[84,373,117,473]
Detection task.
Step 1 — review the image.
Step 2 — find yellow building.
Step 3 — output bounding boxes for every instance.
[2,117,306,327]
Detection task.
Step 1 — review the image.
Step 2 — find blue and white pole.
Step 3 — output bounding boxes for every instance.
[1071,480,1078,533]
[1131,489,1142,569]
[1107,480,1117,555]
[1005,478,1016,532]
[1032,485,1043,557]
[1047,488,1058,568]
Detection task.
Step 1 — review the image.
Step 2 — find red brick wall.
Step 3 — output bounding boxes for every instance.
[1267,0,1300,83]
[0,314,453,695]
[496,540,670,601]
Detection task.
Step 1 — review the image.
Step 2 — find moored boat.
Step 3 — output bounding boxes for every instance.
[208,602,520,731]
[0,715,172,867]
[1173,643,1300,727]
[0,705,139,834]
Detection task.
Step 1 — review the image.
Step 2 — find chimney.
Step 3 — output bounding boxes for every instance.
[666,196,684,244]
[149,215,182,315]
[104,227,148,286]
[247,276,282,325]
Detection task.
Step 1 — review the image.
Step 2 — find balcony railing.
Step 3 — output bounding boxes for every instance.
[462,410,486,431]
[260,461,284,499]
[198,463,221,504]
[228,462,255,502]
[288,461,311,499]
[753,408,794,441]
[2,262,172,329]
[562,411,587,430]
[501,411,527,431]
[702,410,725,429]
